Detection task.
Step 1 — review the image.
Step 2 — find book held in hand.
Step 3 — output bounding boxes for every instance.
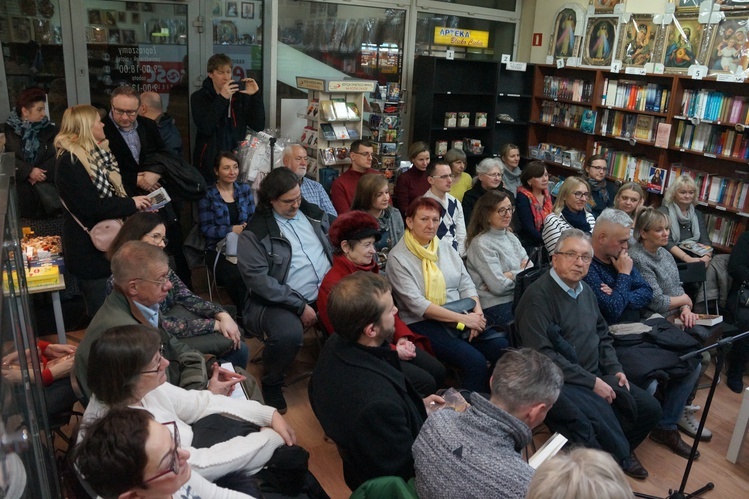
[675,314,723,327]
[678,240,713,257]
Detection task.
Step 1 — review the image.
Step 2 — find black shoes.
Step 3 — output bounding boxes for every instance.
[727,375,744,394]
[621,453,649,480]
[649,427,699,459]
[262,384,288,414]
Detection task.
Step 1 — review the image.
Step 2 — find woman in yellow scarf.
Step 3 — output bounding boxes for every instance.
[387,197,508,392]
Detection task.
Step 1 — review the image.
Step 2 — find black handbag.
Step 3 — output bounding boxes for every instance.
[34,182,62,215]
[512,245,551,312]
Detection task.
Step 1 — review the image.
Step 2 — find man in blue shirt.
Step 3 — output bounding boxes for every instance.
[282,144,337,218]
[238,168,333,412]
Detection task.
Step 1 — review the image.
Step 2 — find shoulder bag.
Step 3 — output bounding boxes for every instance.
[512,245,551,313]
[60,199,123,252]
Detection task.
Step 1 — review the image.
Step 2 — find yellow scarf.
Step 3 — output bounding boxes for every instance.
[404,229,446,305]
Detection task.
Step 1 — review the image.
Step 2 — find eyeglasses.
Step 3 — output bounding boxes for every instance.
[482,173,503,179]
[588,165,607,172]
[430,174,456,180]
[112,107,139,117]
[140,345,166,374]
[278,195,302,206]
[142,421,180,485]
[352,151,373,158]
[555,251,593,264]
[146,233,169,245]
[572,191,590,199]
[496,206,515,216]
[135,276,170,287]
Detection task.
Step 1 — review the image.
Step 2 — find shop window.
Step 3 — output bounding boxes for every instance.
[416,12,515,60]
[211,0,263,83]
[421,0,516,11]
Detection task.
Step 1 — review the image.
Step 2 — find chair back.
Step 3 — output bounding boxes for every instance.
[677,261,709,313]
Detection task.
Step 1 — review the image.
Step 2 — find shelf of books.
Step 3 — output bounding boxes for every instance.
[296,77,377,187]
[528,65,749,251]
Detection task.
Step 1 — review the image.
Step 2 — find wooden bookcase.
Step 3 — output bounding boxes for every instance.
[527,65,749,252]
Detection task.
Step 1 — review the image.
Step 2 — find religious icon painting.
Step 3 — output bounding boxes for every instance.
[548,3,587,63]
[581,14,621,68]
[705,14,749,74]
[660,15,706,74]
[617,15,661,68]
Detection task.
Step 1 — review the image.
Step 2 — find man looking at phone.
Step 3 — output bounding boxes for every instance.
[191,53,265,183]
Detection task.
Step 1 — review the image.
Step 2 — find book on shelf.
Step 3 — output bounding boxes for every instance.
[345,102,360,120]
[647,167,666,194]
[634,115,654,141]
[319,123,337,140]
[305,100,319,119]
[655,123,671,148]
[320,101,336,121]
[675,314,723,327]
[331,124,350,140]
[580,110,596,134]
[332,100,350,121]
[346,127,359,140]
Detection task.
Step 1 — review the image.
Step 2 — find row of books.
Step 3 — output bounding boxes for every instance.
[304,99,361,122]
[679,89,749,125]
[601,80,671,113]
[673,121,749,158]
[541,76,594,103]
[592,141,664,191]
[665,164,749,211]
[599,110,666,142]
[705,213,746,248]
[539,101,587,129]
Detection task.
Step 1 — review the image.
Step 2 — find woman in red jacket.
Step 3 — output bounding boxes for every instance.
[317,211,445,395]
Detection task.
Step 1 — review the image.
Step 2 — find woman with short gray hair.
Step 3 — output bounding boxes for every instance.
[461,157,515,227]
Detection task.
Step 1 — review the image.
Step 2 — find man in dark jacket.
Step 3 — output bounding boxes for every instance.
[237,168,332,413]
[191,53,265,184]
[139,91,183,157]
[309,272,444,491]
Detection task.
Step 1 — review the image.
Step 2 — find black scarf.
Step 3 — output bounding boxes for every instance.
[562,206,591,233]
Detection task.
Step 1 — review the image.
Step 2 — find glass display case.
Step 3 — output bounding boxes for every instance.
[0,152,60,498]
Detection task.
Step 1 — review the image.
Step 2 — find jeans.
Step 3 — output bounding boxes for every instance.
[647,362,701,430]
[408,320,508,392]
[483,303,514,328]
[245,304,304,388]
[218,341,250,370]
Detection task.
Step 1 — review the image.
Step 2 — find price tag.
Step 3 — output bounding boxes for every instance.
[557,58,565,69]
[625,67,646,75]
[546,55,554,65]
[501,54,511,63]
[611,60,622,73]
[654,63,665,74]
[688,65,708,80]
[506,61,527,72]
[644,62,655,73]
[567,57,579,67]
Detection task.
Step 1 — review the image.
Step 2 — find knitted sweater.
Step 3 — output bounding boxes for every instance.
[629,243,683,316]
[387,236,477,325]
[466,228,528,310]
[413,392,534,499]
[82,382,284,481]
[449,172,473,202]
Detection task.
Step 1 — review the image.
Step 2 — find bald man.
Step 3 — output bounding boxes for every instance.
[282,144,337,218]
[139,91,183,156]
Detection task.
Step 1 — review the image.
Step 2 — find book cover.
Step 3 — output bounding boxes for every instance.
[581,110,597,134]
[320,101,337,121]
[305,100,319,119]
[332,100,349,121]
[444,112,457,128]
[675,314,722,327]
[655,123,671,148]
[346,127,360,140]
[634,115,654,141]
[528,433,568,469]
[380,143,398,155]
[346,102,360,120]
[386,83,401,103]
[458,112,471,128]
[647,166,666,194]
[319,123,337,140]
[331,124,350,140]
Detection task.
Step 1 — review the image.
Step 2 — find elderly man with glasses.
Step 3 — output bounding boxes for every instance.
[515,229,662,481]
[330,139,382,215]
[75,241,244,399]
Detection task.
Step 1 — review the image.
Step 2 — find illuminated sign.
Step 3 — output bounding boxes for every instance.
[433,27,489,48]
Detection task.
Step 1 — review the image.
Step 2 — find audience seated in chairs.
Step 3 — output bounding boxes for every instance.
[445,148,471,202]
[526,448,635,499]
[413,348,563,499]
[515,229,661,480]
[282,143,337,218]
[75,241,244,398]
[309,272,444,491]
[465,190,530,329]
[75,407,259,498]
[198,151,254,310]
[394,142,431,218]
[586,208,711,452]
[317,211,445,396]
[387,197,508,393]
[237,167,333,413]
[583,154,618,219]
[80,324,295,482]
[613,182,646,222]
[542,176,597,254]
[514,161,553,251]
[106,211,247,365]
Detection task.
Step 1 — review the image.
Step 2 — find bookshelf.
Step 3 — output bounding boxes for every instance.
[495,64,535,157]
[527,65,749,252]
[296,77,377,188]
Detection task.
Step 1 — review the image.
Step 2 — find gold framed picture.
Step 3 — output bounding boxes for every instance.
[617,15,661,68]
[660,15,705,74]
[581,14,621,68]
[705,14,749,74]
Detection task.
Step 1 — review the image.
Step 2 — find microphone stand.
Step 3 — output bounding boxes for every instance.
[634,330,749,499]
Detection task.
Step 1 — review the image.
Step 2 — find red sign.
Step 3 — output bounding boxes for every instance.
[532,33,543,47]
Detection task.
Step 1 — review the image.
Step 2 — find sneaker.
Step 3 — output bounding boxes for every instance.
[649,427,699,459]
[262,384,288,414]
[621,453,648,480]
[677,406,713,441]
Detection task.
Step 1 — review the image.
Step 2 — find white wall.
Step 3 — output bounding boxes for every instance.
[528,0,669,63]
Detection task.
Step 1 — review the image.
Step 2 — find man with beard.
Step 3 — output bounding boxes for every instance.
[282,143,337,217]
[309,272,443,491]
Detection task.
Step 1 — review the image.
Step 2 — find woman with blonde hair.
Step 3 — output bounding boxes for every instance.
[658,174,712,266]
[614,182,646,220]
[541,176,596,253]
[351,173,404,270]
[55,104,151,316]
[526,448,634,499]
[498,143,522,195]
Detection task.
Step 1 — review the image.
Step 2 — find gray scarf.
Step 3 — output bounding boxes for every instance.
[500,159,521,195]
[667,202,700,243]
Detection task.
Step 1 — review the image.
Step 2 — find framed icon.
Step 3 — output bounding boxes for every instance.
[617,15,661,68]
[660,15,706,74]
[241,2,254,19]
[226,1,238,18]
[581,14,621,68]
[705,14,749,74]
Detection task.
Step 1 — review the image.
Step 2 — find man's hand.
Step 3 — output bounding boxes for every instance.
[300,304,317,328]
[43,343,76,359]
[593,376,616,404]
[395,338,416,360]
[615,372,630,391]
[423,394,446,411]
[215,312,242,349]
[206,364,244,396]
[240,78,259,95]
[600,283,613,295]
[611,250,633,275]
[137,171,162,192]
[269,410,297,446]
[220,80,240,99]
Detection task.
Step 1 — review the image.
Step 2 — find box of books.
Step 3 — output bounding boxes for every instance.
[444,112,457,128]
[458,112,471,128]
